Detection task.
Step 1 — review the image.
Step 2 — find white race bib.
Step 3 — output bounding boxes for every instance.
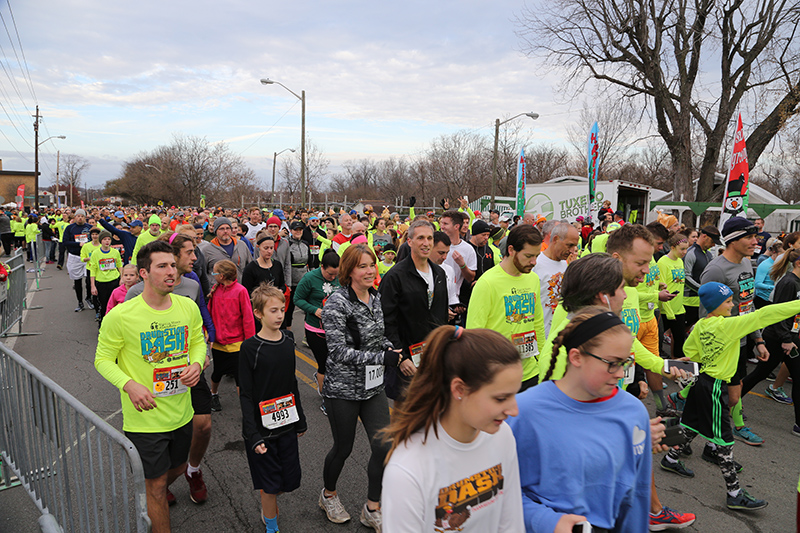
[152,365,188,397]
[365,365,384,390]
[259,394,300,429]
[98,257,117,271]
[511,330,539,359]
[409,342,425,367]
[75,234,88,244]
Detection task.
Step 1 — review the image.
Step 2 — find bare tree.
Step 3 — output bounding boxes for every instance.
[59,154,90,193]
[566,100,641,178]
[517,0,800,222]
[278,140,330,205]
[525,144,575,183]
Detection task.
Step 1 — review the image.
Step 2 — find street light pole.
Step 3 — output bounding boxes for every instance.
[261,78,307,207]
[490,112,539,210]
[31,110,66,209]
[272,148,295,206]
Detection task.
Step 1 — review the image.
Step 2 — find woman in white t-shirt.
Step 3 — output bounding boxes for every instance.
[382,326,524,532]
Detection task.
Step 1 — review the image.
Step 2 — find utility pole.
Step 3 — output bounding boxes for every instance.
[55,151,60,208]
[33,105,40,210]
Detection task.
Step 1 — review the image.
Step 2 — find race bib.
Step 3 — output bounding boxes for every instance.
[75,234,88,244]
[365,365,384,390]
[409,341,425,367]
[310,245,320,255]
[259,394,300,430]
[98,257,116,271]
[739,300,754,315]
[753,245,762,255]
[792,315,800,334]
[623,363,635,385]
[647,302,655,310]
[511,330,539,359]
[152,365,187,397]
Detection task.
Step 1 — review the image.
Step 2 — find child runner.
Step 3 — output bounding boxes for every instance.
[208,259,256,412]
[377,244,396,276]
[107,264,139,313]
[382,326,524,532]
[89,230,123,324]
[511,307,653,532]
[239,284,307,533]
[657,232,688,359]
[81,227,103,314]
[661,281,800,510]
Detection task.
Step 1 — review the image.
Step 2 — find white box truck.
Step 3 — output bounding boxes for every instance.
[523,176,652,223]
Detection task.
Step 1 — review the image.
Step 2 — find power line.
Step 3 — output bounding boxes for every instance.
[0,126,31,163]
[239,100,300,155]
[5,1,36,103]
[0,99,32,147]
[0,7,35,107]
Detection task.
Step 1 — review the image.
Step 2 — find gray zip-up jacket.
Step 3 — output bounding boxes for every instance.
[321,286,397,401]
[202,237,253,283]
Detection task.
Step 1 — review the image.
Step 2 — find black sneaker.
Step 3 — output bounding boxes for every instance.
[655,406,681,418]
[56,264,63,270]
[660,456,694,477]
[726,489,767,511]
[210,394,222,412]
[701,445,742,472]
[85,298,94,310]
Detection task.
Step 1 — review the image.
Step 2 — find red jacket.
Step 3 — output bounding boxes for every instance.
[208,281,256,346]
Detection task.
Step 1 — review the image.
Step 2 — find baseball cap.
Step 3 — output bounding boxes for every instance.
[289,221,304,231]
[721,217,756,244]
[499,213,512,223]
[130,220,143,227]
[273,209,286,220]
[700,225,722,246]
[114,210,124,218]
[471,220,492,235]
[699,282,733,314]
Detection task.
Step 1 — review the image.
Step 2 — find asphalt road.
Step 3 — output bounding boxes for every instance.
[1,266,798,532]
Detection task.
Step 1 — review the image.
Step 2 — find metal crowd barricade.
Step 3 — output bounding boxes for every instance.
[30,234,52,292]
[0,343,151,532]
[0,249,39,338]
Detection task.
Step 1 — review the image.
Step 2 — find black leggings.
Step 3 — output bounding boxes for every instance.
[305,328,328,375]
[1,233,13,255]
[323,392,390,502]
[73,277,91,305]
[282,285,298,329]
[742,334,800,426]
[95,278,119,320]
[662,314,686,360]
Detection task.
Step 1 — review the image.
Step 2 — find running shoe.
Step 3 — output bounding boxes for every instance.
[74,304,84,312]
[56,265,63,270]
[667,392,685,413]
[765,385,793,405]
[314,372,322,396]
[185,469,208,504]
[360,503,382,532]
[732,426,763,446]
[210,394,222,412]
[700,445,742,472]
[726,489,767,511]
[649,506,696,531]
[319,489,351,523]
[659,457,694,478]
[655,406,681,419]
[792,424,800,437]
[320,403,327,416]
[166,488,176,506]
[747,357,758,364]
[85,298,94,310]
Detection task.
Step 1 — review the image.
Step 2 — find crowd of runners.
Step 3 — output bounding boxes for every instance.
[6,200,800,532]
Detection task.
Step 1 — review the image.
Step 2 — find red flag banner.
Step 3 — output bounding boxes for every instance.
[722,113,749,218]
[16,184,24,209]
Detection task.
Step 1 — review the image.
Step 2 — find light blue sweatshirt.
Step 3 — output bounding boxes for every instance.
[508,381,652,533]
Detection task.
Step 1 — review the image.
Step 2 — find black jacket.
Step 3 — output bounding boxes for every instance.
[379,255,449,358]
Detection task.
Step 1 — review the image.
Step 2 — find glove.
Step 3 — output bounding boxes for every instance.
[409,196,416,208]
[440,199,446,210]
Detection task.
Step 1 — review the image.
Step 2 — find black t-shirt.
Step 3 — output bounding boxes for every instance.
[242,260,286,295]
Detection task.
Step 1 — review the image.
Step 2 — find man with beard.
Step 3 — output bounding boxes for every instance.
[466,225,545,391]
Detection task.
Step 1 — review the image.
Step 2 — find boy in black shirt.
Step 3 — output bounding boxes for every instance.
[239,284,307,533]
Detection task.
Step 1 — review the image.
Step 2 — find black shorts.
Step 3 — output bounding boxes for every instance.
[245,431,301,494]
[125,421,193,479]
[681,373,734,446]
[211,348,240,386]
[191,371,212,415]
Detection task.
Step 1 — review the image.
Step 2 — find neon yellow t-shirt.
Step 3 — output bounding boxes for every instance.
[656,255,685,320]
[636,258,659,323]
[377,261,394,276]
[466,265,545,382]
[81,241,102,276]
[89,247,122,283]
[25,222,40,244]
[131,230,162,266]
[94,294,206,433]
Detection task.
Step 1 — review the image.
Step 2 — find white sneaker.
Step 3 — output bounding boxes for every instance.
[360,503,382,532]
[319,489,350,523]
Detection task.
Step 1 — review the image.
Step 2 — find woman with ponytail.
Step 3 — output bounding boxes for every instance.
[510,307,653,533]
[382,326,524,532]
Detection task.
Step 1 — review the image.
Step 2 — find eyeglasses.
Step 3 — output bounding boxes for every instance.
[583,351,634,374]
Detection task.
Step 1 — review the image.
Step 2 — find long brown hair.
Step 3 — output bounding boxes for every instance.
[382,326,520,462]
[771,248,800,282]
[541,306,630,382]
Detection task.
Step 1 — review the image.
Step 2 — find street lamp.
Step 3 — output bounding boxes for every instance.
[33,124,66,208]
[144,164,163,173]
[261,78,306,207]
[491,112,539,210]
[272,148,296,206]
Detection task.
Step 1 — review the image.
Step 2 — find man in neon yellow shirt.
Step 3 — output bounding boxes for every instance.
[95,240,205,532]
[467,224,545,391]
[131,214,164,266]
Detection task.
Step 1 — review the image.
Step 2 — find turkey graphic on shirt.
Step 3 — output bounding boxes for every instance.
[434,463,504,531]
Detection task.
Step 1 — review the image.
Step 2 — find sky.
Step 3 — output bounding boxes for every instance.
[0,0,587,191]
